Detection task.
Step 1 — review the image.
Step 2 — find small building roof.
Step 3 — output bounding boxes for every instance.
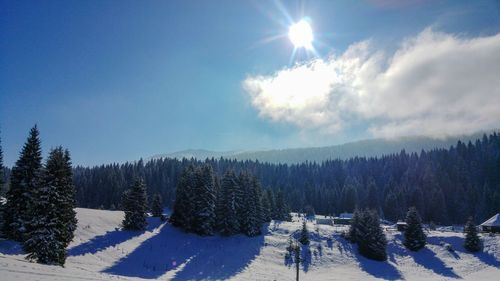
[480,213,500,227]
[339,213,353,219]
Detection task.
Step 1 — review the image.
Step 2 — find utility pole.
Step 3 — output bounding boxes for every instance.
[294,242,301,281]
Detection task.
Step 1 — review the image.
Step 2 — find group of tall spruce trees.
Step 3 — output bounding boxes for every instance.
[170,164,291,236]
[0,126,77,265]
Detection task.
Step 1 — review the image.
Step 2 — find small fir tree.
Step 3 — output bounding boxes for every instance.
[464,217,481,252]
[122,178,148,230]
[151,193,163,217]
[299,221,310,245]
[404,207,426,251]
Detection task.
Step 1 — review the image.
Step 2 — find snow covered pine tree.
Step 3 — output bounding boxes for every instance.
[464,217,481,252]
[23,147,77,265]
[404,207,426,251]
[122,178,148,231]
[3,126,43,242]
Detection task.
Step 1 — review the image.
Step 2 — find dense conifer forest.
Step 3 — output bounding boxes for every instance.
[68,133,500,225]
[2,133,498,225]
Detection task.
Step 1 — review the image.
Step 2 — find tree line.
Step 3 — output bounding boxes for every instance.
[170,164,291,236]
[66,132,500,225]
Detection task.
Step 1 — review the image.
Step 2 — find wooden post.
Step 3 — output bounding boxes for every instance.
[294,242,301,281]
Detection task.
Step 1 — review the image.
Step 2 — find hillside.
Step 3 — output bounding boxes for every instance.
[0,208,498,280]
[150,132,491,164]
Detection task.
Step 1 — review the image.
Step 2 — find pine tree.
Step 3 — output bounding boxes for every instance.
[275,190,291,221]
[3,126,43,241]
[260,189,272,223]
[192,165,216,235]
[217,170,240,236]
[404,207,426,251]
[464,217,481,252]
[151,193,163,217]
[357,210,387,261]
[299,221,310,245]
[59,149,77,248]
[0,132,4,235]
[0,131,4,191]
[122,178,148,230]
[348,208,362,243]
[23,147,76,265]
[170,165,196,229]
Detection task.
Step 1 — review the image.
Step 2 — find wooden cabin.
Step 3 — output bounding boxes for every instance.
[480,213,500,233]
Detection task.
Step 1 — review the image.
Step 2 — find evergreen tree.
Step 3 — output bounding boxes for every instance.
[403,207,426,251]
[59,149,77,248]
[299,221,310,245]
[260,188,272,223]
[356,210,387,261]
[348,208,362,243]
[23,147,76,265]
[340,177,358,213]
[240,174,261,236]
[365,178,379,211]
[383,191,400,222]
[275,190,291,221]
[3,126,43,241]
[0,131,3,191]
[0,132,4,235]
[192,165,216,235]
[170,165,196,229]
[151,193,163,217]
[217,170,240,236]
[464,217,481,252]
[122,178,148,230]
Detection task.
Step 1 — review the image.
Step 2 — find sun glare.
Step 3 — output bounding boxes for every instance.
[288,19,313,49]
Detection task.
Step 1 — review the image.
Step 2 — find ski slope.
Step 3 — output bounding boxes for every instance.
[0,208,498,280]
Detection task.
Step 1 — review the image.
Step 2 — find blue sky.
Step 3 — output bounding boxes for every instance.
[1,0,500,166]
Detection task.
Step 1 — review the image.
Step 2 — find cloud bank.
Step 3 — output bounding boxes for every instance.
[243,29,500,138]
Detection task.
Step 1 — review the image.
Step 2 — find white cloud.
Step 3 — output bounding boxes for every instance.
[243,29,500,138]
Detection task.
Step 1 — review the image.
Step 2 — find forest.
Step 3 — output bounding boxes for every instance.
[68,132,500,225]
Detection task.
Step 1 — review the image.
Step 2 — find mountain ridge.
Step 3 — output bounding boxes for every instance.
[149,131,495,164]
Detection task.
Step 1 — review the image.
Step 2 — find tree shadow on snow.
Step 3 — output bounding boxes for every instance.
[68,217,163,256]
[337,236,403,280]
[103,223,266,280]
[0,239,24,255]
[427,235,500,268]
[411,247,461,278]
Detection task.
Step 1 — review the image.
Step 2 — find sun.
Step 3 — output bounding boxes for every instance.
[288,19,314,49]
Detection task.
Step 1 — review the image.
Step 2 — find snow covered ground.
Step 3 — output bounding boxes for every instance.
[0,208,498,281]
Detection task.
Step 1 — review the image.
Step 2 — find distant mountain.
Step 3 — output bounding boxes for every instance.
[149,132,493,164]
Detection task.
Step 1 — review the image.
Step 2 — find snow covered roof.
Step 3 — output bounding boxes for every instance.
[480,213,500,227]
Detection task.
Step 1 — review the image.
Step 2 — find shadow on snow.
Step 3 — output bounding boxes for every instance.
[427,235,500,268]
[0,239,23,255]
[68,217,163,256]
[103,223,265,280]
